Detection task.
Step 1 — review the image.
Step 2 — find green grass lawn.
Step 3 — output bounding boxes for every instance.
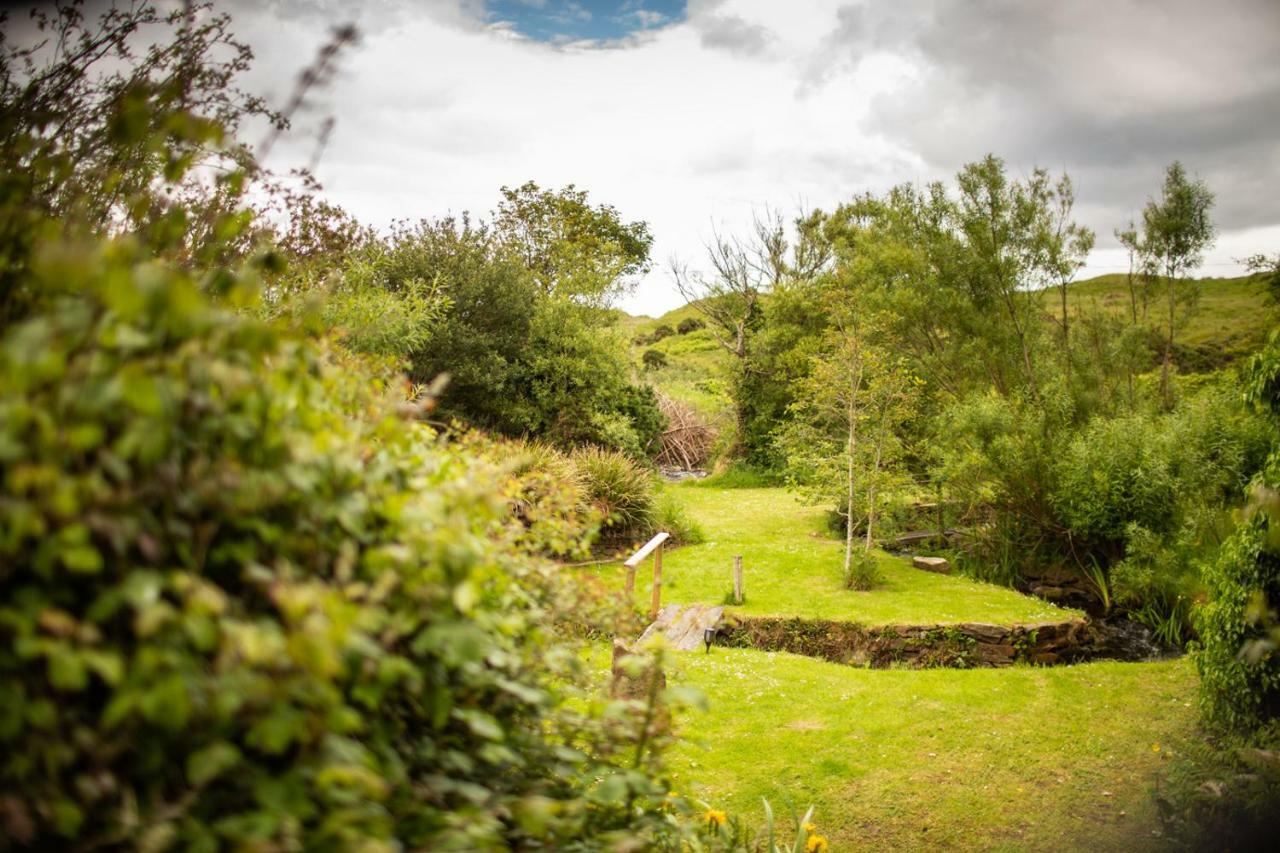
[590,486,1077,626]
[662,648,1196,851]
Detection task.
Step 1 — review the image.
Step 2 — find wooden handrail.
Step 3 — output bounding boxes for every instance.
[622,531,670,617]
[623,531,669,567]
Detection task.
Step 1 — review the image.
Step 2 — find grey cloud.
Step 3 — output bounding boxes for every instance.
[817,0,1280,244]
[252,0,456,36]
[695,13,773,57]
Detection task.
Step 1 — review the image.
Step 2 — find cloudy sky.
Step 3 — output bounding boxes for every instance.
[230,0,1280,316]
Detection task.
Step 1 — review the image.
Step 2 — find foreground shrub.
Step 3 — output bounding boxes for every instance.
[1155,722,1280,849]
[0,240,709,848]
[1195,333,1280,732]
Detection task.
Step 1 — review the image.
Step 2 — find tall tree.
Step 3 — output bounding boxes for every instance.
[670,210,829,458]
[954,157,1055,403]
[1141,161,1215,406]
[493,181,652,306]
[1115,221,1157,325]
[1113,221,1158,409]
[1036,174,1095,367]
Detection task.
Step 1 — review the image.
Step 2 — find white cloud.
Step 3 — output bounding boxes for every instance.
[232,0,1280,316]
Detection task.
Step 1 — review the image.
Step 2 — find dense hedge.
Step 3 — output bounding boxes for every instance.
[1194,334,1280,732]
[0,240,704,848]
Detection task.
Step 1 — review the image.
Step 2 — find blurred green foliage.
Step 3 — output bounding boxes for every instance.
[0,2,744,847]
[1195,330,1280,731]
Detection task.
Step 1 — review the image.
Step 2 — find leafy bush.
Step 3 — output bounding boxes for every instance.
[460,434,601,560]
[0,240,708,848]
[844,549,883,591]
[677,316,705,335]
[1111,522,1211,646]
[317,270,450,357]
[643,348,668,370]
[1195,332,1280,732]
[695,462,786,489]
[1154,722,1280,850]
[653,492,706,547]
[613,383,666,458]
[1052,415,1179,546]
[1195,477,1280,729]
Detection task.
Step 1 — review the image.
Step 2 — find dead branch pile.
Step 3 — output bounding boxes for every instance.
[654,393,715,469]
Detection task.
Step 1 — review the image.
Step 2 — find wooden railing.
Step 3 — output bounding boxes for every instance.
[623,531,669,618]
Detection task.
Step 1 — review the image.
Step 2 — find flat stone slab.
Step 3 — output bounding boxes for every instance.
[912,556,951,574]
[638,603,725,651]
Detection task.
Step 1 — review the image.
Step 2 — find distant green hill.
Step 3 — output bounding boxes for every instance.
[621,273,1275,419]
[1037,273,1272,367]
[624,302,730,417]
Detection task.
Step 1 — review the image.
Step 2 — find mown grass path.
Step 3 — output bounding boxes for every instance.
[666,650,1196,851]
[599,486,1077,626]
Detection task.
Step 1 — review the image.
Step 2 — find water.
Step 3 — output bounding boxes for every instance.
[1084,615,1176,662]
[660,468,708,482]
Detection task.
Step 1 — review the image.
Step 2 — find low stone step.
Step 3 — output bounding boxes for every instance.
[912,555,951,574]
[638,603,725,651]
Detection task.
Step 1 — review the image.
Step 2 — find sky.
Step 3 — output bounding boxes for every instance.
[223,0,1280,316]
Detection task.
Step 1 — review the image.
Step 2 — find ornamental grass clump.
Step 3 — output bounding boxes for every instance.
[570,444,657,548]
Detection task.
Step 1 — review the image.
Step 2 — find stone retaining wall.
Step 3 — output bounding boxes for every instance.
[716,615,1097,668]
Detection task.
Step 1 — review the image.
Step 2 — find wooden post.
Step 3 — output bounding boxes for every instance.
[935,480,945,548]
[733,555,743,604]
[649,542,663,619]
[625,565,636,597]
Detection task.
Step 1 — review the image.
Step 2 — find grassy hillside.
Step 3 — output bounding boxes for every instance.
[1037,272,1271,364]
[622,273,1273,422]
[625,302,732,418]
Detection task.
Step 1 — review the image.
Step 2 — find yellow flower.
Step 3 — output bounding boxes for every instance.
[806,835,829,853]
[1152,743,1161,753]
[804,822,817,833]
[705,809,727,827]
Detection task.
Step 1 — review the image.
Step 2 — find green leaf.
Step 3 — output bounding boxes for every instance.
[51,799,83,837]
[139,674,189,730]
[593,773,628,804]
[49,648,87,691]
[247,706,305,755]
[454,708,503,741]
[187,742,242,786]
[61,544,102,574]
[82,650,124,686]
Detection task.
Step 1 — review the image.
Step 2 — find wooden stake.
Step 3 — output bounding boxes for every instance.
[733,555,744,604]
[649,543,663,619]
[936,480,945,548]
[625,565,636,597]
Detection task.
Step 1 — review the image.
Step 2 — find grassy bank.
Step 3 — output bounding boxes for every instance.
[663,648,1196,851]
[592,486,1075,626]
